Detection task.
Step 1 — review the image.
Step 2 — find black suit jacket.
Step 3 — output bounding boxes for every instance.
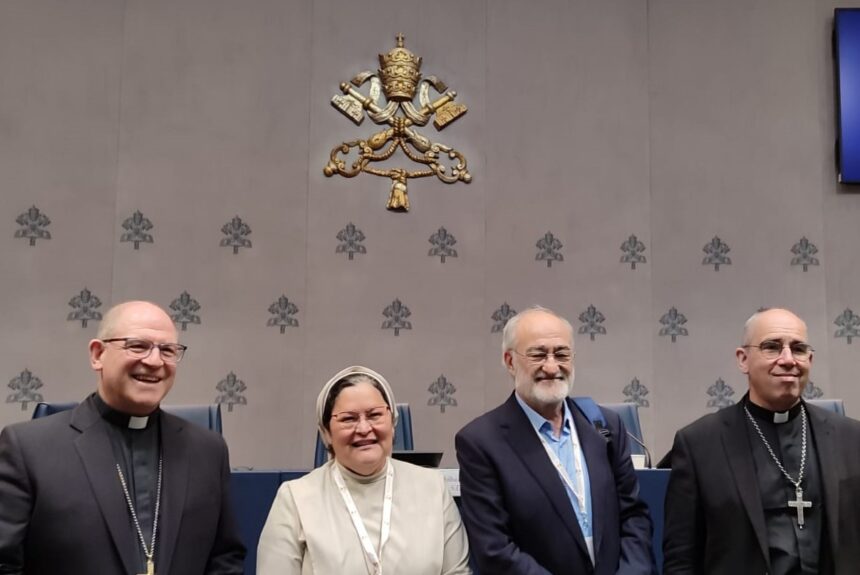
[663,401,860,574]
[0,399,245,574]
[455,393,654,575]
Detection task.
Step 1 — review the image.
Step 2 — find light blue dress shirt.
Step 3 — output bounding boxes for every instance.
[515,393,593,541]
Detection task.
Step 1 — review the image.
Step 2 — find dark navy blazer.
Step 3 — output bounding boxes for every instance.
[455,393,654,574]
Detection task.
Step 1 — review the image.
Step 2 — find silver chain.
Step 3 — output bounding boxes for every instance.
[743,403,807,489]
[116,455,163,566]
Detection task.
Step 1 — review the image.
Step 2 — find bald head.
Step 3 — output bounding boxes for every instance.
[97,301,177,341]
[741,308,807,346]
[736,307,812,412]
[89,300,179,415]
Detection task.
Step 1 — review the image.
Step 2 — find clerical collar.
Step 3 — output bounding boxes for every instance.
[743,394,803,424]
[91,393,159,430]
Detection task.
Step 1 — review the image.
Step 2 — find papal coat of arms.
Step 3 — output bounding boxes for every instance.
[323,34,471,212]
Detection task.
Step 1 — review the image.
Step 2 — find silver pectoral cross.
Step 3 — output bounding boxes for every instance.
[787,486,812,528]
[137,558,155,575]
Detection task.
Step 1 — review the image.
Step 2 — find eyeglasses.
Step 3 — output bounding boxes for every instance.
[512,348,575,365]
[102,338,188,364]
[330,406,391,429]
[744,339,814,361]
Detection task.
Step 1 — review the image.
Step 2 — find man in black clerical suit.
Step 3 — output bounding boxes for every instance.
[0,301,245,574]
[663,307,860,575]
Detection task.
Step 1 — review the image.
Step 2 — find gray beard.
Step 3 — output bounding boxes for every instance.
[523,377,572,407]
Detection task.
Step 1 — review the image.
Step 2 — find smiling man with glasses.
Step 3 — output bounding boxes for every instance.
[455,306,654,575]
[664,307,860,574]
[0,300,245,574]
[90,305,187,416]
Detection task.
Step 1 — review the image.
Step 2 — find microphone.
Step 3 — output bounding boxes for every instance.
[592,421,612,442]
[625,431,652,469]
[590,418,652,469]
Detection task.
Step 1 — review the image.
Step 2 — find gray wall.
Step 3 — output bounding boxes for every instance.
[3,0,859,469]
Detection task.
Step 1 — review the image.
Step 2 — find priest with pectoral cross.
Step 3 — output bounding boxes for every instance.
[663,308,860,575]
[96,391,162,575]
[743,394,823,572]
[0,301,245,574]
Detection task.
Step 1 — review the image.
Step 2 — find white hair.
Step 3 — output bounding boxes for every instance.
[501,305,574,365]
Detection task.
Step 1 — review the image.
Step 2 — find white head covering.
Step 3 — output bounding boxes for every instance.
[316,365,398,448]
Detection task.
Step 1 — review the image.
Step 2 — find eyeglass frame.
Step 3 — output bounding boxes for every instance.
[742,339,814,361]
[330,405,392,429]
[510,347,575,365]
[101,337,188,364]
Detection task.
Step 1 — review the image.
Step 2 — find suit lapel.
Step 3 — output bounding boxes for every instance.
[720,403,770,569]
[499,394,590,559]
[570,400,609,560]
[71,401,139,575]
[806,405,840,557]
[155,413,189,575]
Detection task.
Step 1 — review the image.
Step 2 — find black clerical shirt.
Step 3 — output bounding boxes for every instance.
[91,393,161,572]
[744,396,826,575]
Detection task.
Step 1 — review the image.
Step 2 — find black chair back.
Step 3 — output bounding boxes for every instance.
[32,401,223,434]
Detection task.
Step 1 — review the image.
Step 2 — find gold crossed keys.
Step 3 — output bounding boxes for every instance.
[323,34,471,212]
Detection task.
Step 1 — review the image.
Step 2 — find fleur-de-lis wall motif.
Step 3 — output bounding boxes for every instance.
[336,222,366,260]
[702,236,731,271]
[7,369,44,411]
[706,378,735,410]
[802,381,824,400]
[623,377,650,407]
[577,305,606,341]
[382,298,412,336]
[220,216,252,254]
[620,234,646,270]
[267,296,299,334]
[428,227,458,263]
[428,374,457,413]
[659,307,688,342]
[215,371,247,412]
[14,206,51,246]
[790,237,819,272]
[67,288,102,328]
[170,291,202,331]
[536,231,563,268]
[491,303,517,333]
[120,210,154,250]
[834,308,860,344]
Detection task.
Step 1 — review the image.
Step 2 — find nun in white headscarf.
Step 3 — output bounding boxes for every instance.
[257,366,471,575]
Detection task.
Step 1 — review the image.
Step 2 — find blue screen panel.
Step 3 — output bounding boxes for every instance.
[835,9,860,183]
